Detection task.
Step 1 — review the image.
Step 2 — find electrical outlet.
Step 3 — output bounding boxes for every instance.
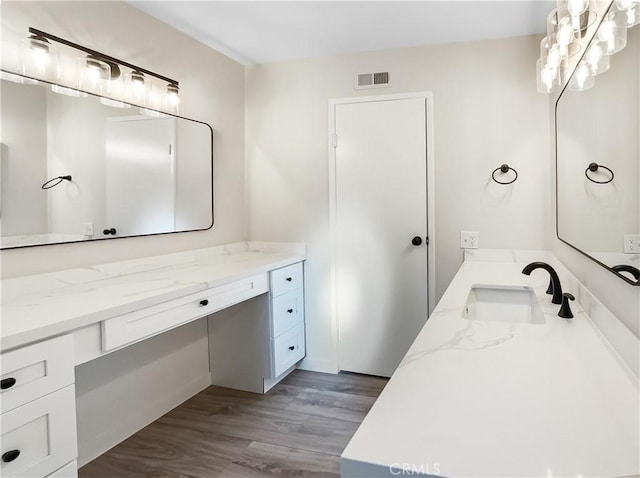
[460,231,479,249]
[83,222,94,237]
[624,234,640,253]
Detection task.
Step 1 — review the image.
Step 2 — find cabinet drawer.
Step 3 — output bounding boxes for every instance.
[270,263,303,297]
[103,273,269,351]
[0,386,77,478]
[0,335,74,414]
[271,289,304,338]
[272,324,305,378]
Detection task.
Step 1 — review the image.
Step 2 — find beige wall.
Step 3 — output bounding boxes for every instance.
[245,35,550,371]
[0,0,246,279]
[0,1,245,466]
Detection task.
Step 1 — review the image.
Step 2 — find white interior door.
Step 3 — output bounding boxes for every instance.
[335,97,429,377]
[105,117,175,237]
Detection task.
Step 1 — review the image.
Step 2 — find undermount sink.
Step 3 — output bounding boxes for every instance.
[462,284,545,324]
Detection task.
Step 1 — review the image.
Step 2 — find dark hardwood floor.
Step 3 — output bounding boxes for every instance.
[79,370,388,478]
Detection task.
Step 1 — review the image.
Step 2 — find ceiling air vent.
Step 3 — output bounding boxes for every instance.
[355,71,390,90]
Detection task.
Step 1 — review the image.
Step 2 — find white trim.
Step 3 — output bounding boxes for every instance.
[327,91,436,375]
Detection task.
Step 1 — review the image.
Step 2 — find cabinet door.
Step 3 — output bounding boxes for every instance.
[0,386,77,478]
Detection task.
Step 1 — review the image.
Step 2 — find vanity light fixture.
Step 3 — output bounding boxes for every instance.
[12,27,181,113]
[537,0,639,94]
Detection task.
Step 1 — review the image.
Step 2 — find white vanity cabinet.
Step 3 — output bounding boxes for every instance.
[269,262,305,378]
[0,335,77,478]
[209,260,307,393]
[1,242,307,474]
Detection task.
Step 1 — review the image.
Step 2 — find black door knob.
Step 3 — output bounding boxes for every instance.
[200,299,209,307]
[2,450,20,463]
[285,277,293,282]
[0,377,16,390]
[411,236,423,246]
[103,228,117,236]
[287,308,294,313]
[288,346,295,351]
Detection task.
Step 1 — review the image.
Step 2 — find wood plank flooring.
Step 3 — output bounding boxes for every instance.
[79,370,387,478]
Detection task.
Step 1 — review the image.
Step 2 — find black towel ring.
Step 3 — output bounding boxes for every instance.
[41,175,72,190]
[492,164,518,185]
[585,163,614,184]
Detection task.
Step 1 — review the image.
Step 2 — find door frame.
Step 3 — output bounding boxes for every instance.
[328,92,435,373]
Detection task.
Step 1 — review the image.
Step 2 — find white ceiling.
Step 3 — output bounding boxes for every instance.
[130,1,554,65]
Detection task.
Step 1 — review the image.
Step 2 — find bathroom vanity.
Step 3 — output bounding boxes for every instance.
[341,250,639,477]
[0,242,306,478]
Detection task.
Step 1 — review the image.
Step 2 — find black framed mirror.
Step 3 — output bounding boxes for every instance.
[555,11,639,286]
[0,72,214,249]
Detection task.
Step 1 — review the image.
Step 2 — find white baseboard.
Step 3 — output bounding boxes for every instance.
[299,356,338,374]
[77,372,211,467]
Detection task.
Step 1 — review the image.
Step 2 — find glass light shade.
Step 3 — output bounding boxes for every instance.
[100,97,131,109]
[597,11,628,54]
[140,108,168,118]
[51,84,88,97]
[78,56,110,94]
[0,70,39,85]
[615,0,638,11]
[537,58,562,93]
[568,61,595,91]
[165,83,180,115]
[126,70,147,106]
[584,40,610,75]
[20,36,58,81]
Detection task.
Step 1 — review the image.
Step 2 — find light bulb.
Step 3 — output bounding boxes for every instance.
[585,41,610,75]
[615,0,636,10]
[567,0,589,15]
[569,61,594,91]
[537,57,561,93]
[625,6,640,26]
[598,19,617,42]
[575,64,589,87]
[547,45,562,68]
[556,17,574,46]
[541,67,556,89]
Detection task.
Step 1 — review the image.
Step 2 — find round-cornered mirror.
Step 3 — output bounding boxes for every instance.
[555,10,639,286]
[0,73,214,249]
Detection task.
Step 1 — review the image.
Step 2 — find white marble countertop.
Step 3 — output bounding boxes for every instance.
[342,258,639,478]
[1,242,305,351]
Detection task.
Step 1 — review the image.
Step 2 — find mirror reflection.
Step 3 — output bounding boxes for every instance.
[556,23,639,284]
[0,77,213,249]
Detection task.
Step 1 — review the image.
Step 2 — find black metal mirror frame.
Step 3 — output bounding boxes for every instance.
[0,68,215,250]
[554,5,639,287]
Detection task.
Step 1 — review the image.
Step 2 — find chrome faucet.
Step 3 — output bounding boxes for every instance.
[521,262,563,304]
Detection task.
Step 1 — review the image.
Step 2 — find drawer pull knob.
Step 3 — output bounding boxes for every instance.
[287,308,294,314]
[2,450,20,463]
[288,346,295,351]
[200,299,209,307]
[285,277,293,282]
[0,377,16,390]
